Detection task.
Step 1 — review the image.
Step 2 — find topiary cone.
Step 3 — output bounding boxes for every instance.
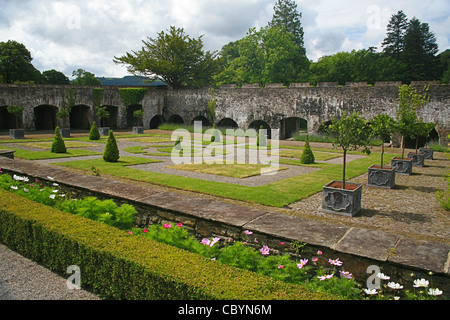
[51,126,67,154]
[103,130,120,162]
[89,121,101,140]
[300,135,315,164]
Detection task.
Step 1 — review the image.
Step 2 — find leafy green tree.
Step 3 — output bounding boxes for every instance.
[113,26,219,88]
[215,26,309,86]
[51,127,67,154]
[370,114,397,168]
[103,130,120,162]
[42,69,70,85]
[438,49,450,84]
[395,84,429,158]
[72,69,102,86]
[326,112,371,190]
[269,0,305,54]
[0,40,42,84]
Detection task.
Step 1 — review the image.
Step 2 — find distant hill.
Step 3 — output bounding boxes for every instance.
[97,76,167,87]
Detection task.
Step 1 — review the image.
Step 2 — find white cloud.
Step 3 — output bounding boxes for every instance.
[0,0,448,77]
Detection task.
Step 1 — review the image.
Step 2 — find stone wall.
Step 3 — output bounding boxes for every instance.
[0,83,449,145]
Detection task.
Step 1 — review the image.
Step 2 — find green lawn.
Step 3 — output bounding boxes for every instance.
[54,152,397,207]
[0,146,101,160]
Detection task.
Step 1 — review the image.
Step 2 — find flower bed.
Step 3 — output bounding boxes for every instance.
[0,170,445,300]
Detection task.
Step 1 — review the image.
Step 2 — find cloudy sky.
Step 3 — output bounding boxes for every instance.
[1,0,449,79]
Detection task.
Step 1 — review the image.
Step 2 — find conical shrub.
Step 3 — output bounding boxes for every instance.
[51,126,67,154]
[300,135,315,164]
[103,130,120,162]
[89,121,101,140]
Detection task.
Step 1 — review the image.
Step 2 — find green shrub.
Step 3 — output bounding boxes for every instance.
[0,189,336,300]
[89,121,101,140]
[51,127,67,153]
[103,130,119,162]
[300,135,315,164]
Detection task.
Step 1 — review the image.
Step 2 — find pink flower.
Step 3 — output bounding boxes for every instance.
[312,257,319,262]
[244,230,253,235]
[201,238,211,246]
[143,229,148,233]
[259,245,270,255]
[329,258,343,266]
[317,250,323,255]
[297,259,309,269]
[177,223,183,227]
[280,242,285,245]
[210,237,220,247]
[278,265,284,269]
[318,274,334,281]
[128,231,133,235]
[340,271,353,279]
[164,223,172,229]
[254,238,258,243]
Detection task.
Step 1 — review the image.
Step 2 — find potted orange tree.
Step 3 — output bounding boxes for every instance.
[368,114,396,188]
[323,111,371,216]
[391,85,428,175]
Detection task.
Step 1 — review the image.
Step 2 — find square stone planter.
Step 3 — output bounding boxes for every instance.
[9,129,25,139]
[391,157,413,175]
[59,127,71,138]
[407,152,425,167]
[99,127,110,136]
[419,148,434,160]
[368,165,396,189]
[322,181,362,217]
[133,126,144,134]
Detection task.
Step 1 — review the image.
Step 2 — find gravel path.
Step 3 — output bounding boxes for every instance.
[0,243,101,300]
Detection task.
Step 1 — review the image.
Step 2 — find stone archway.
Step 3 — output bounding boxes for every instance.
[280,117,308,140]
[101,105,119,129]
[249,120,272,139]
[0,106,19,130]
[70,105,91,130]
[168,114,184,125]
[34,105,57,130]
[191,115,212,127]
[217,118,239,129]
[127,104,143,128]
[150,115,166,129]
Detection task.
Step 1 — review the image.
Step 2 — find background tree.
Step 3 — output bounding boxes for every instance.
[72,69,102,86]
[438,49,450,83]
[382,10,408,61]
[0,40,42,84]
[42,69,70,85]
[269,0,306,55]
[113,26,219,89]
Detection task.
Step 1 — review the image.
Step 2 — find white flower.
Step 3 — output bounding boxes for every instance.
[376,273,390,280]
[59,194,66,197]
[52,189,58,193]
[388,282,403,290]
[47,176,55,180]
[364,288,378,295]
[52,183,59,186]
[329,258,343,266]
[49,194,56,199]
[428,288,443,296]
[394,296,400,300]
[23,188,29,193]
[10,185,18,190]
[413,279,430,288]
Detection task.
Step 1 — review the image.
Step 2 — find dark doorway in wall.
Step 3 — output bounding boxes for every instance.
[70,105,91,130]
[191,115,212,127]
[217,118,239,130]
[150,115,166,129]
[168,114,184,124]
[34,105,57,130]
[249,120,272,139]
[0,106,18,130]
[280,117,307,140]
[127,104,142,128]
[100,106,119,129]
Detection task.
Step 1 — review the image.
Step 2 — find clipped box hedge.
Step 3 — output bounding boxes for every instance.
[0,189,335,300]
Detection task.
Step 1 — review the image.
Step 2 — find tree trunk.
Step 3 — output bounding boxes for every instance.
[381,138,385,169]
[342,148,347,190]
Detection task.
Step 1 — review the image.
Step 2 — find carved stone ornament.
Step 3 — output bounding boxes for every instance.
[324,191,351,212]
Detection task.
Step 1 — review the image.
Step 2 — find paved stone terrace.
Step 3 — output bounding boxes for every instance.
[0,131,449,297]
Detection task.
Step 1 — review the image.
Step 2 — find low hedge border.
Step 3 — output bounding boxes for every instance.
[0,189,336,300]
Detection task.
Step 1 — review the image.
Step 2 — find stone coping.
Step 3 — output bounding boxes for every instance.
[0,157,448,291]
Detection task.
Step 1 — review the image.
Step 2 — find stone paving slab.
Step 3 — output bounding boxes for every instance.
[92,181,163,201]
[334,228,401,261]
[388,238,450,274]
[243,212,350,248]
